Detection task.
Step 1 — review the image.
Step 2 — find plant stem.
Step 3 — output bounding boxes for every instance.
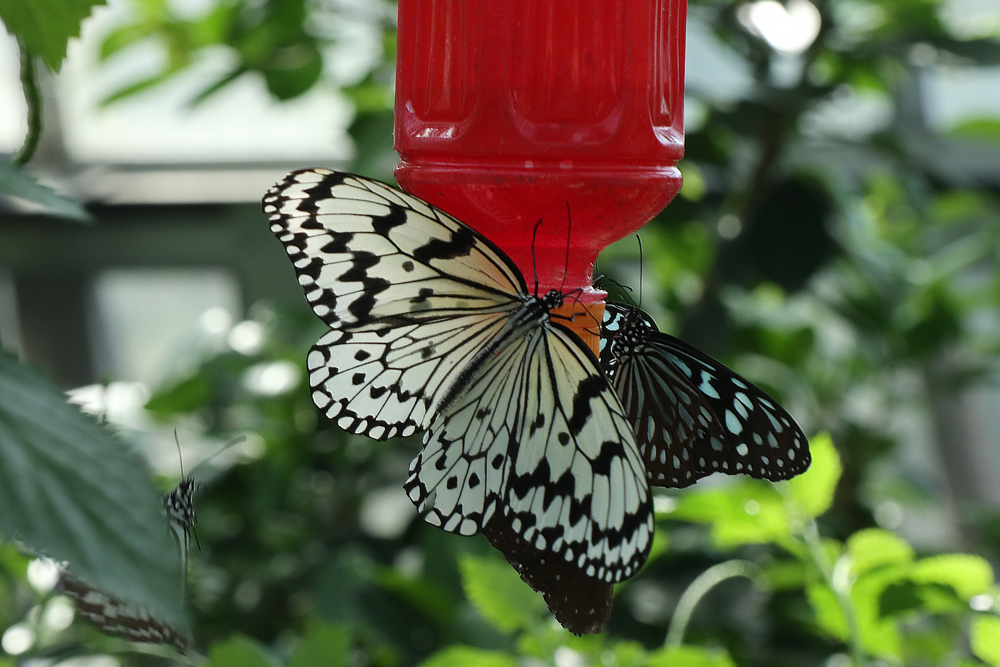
[14,40,43,167]
[665,559,763,648]
[801,520,867,667]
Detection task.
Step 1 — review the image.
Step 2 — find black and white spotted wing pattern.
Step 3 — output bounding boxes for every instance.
[58,572,189,652]
[600,303,810,488]
[265,170,654,631]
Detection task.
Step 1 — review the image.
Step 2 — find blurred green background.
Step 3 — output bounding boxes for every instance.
[3,0,1000,665]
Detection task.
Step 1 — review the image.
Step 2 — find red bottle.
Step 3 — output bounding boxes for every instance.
[394,0,686,351]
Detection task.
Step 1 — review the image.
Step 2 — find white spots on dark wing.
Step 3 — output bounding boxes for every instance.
[788,449,796,461]
[753,432,763,445]
[672,455,680,468]
[736,443,749,457]
[698,375,720,399]
[732,378,748,389]
[698,457,706,467]
[768,433,779,448]
[725,410,743,435]
[711,437,724,452]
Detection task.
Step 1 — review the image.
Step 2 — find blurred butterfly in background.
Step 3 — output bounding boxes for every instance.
[600,303,810,488]
[264,169,654,634]
[57,571,190,652]
[59,433,246,651]
[164,432,247,558]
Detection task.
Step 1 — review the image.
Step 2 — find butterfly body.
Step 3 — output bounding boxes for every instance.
[600,303,810,487]
[266,170,654,631]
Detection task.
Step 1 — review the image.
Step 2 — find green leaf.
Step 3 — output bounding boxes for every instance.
[0,352,187,631]
[144,375,214,415]
[0,157,90,222]
[206,635,276,667]
[459,553,544,633]
[672,482,790,548]
[910,554,993,600]
[972,615,1000,667]
[417,646,516,667]
[786,432,840,518]
[878,580,924,617]
[851,567,904,660]
[0,0,106,71]
[948,118,1000,144]
[288,624,351,667]
[847,528,914,575]
[806,582,848,640]
[646,645,737,667]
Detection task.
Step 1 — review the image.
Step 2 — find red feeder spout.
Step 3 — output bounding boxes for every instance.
[394,0,686,349]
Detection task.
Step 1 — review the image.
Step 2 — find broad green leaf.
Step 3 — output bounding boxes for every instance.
[206,635,276,667]
[972,615,1000,667]
[806,582,848,640]
[786,433,840,518]
[0,352,186,631]
[851,567,904,660]
[417,646,516,667]
[0,0,106,71]
[848,528,914,575]
[288,624,351,667]
[910,554,993,600]
[646,645,737,667]
[460,553,544,633]
[673,482,789,548]
[0,157,90,222]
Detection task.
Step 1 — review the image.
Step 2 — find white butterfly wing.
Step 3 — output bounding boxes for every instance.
[265,169,527,329]
[406,323,654,583]
[264,170,530,438]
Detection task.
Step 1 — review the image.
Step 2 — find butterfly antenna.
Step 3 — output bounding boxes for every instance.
[174,429,185,480]
[561,202,572,296]
[636,234,644,309]
[531,219,543,297]
[189,435,247,477]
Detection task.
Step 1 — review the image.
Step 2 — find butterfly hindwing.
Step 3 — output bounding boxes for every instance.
[601,303,810,487]
[407,322,654,583]
[58,572,189,652]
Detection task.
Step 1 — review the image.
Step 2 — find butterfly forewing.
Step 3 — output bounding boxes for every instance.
[265,170,525,330]
[601,304,810,486]
[265,170,532,439]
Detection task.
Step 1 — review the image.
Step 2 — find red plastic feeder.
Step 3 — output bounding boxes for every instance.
[394,0,686,352]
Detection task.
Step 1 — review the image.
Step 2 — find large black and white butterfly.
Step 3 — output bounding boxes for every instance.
[264,169,654,632]
[600,303,810,488]
[57,572,190,652]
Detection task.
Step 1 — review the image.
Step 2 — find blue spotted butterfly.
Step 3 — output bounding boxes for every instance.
[600,303,810,488]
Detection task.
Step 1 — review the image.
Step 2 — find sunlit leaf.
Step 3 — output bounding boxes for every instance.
[972,615,1000,667]
[417,646,516,667]
[806,582,848,640]
[460,553,544,633]
[910,554,993,600]
[848,528,914,575]
[646,645,737,667]
[786,433,840,519]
